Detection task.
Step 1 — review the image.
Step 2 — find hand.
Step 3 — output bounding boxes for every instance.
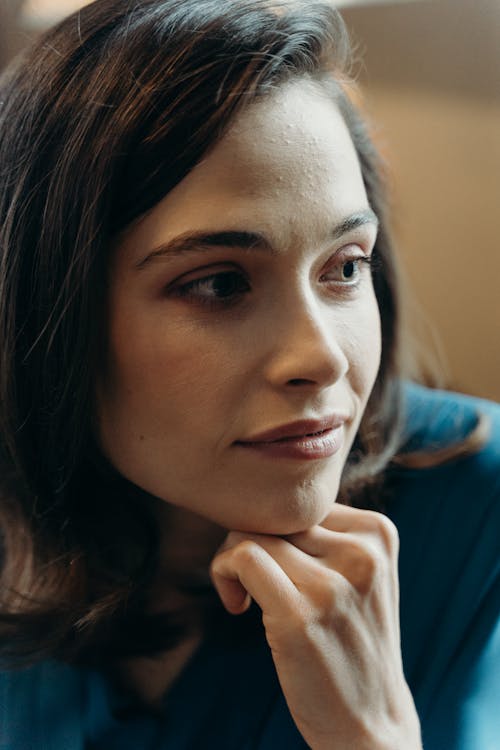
[210,505,422,750]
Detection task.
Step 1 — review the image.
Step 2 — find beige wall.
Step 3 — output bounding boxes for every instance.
[366,88,500,401]
[342,0,500,402]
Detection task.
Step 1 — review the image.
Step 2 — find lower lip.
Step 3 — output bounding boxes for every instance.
[235,427,344,460]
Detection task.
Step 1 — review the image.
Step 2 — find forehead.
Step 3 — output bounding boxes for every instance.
[117,79,368,260]
[175,78,363,208]
[217,78,358,192]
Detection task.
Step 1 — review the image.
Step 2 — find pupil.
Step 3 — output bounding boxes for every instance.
[214,273,240,297]
[343,261,355,279]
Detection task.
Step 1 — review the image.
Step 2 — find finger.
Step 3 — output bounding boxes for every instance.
[220,531,320,582]
[283,525,334,556]
[285,507,397,556]
[279,505,374,558]
[210,539,300,616]
[321,506,399,554]
[282,525,398,599]
[320,503,379,531]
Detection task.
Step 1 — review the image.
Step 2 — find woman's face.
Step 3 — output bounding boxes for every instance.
[98,80,381,535]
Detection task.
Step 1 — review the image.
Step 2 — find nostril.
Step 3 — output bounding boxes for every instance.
[288,378,315,386]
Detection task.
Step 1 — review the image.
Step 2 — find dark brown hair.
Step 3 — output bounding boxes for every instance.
[0,0,401,666]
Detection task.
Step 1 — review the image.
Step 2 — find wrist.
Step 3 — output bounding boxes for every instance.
[307,702,422,750]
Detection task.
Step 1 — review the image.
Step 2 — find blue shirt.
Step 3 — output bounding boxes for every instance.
[1,383,499,749]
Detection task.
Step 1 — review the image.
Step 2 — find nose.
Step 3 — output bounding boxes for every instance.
[263,297,349,390]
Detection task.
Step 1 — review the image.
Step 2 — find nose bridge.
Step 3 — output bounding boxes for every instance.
[265,286,349,388]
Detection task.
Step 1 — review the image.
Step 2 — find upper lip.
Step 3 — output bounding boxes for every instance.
[238,415,348,444]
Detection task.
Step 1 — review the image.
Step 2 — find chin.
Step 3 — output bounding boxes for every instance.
[231,480,340,536]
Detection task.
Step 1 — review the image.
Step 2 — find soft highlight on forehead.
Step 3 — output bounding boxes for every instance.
[184,78,366,222]
[220,78,357,185]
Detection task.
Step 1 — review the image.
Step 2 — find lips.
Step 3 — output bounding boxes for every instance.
[239,416,347,444]
[235,416,347,460]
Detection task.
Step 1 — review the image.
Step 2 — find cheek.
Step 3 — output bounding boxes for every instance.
[343,294,382,398]
[101,313,248,432]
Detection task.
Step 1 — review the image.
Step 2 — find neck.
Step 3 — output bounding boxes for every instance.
[111,497,225,697]
[145,496,227,615]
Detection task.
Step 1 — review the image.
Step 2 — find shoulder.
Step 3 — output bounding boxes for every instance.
[0,660,85,749]
[385,383,500,748]
[388,381,500,568]
[395,381,500,505]
[400,379,500,457]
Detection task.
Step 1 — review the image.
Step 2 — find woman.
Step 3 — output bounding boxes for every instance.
[0,1,498,748]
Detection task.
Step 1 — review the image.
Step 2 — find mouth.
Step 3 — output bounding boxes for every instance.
[235,417,347,460]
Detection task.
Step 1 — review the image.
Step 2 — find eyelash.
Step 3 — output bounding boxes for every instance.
[169,254,374,309]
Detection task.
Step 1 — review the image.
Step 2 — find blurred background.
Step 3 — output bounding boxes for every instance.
[1,0,499,401]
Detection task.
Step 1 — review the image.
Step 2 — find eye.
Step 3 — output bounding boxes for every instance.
[321,253,372,286]
[170,269,251,306]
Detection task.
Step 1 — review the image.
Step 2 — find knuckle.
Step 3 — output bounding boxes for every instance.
[345,536,373,564]
[365,510,400,554]
[355,551,379,591]
[208,557,218,578]
[313,570,341,610]
[232,539,263,566]
[317,581,352,629]
[344,536,384,592]
[362,547,380,578]
[311,570,352,624]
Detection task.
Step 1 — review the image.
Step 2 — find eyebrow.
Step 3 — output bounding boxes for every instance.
[134,208,379,269]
